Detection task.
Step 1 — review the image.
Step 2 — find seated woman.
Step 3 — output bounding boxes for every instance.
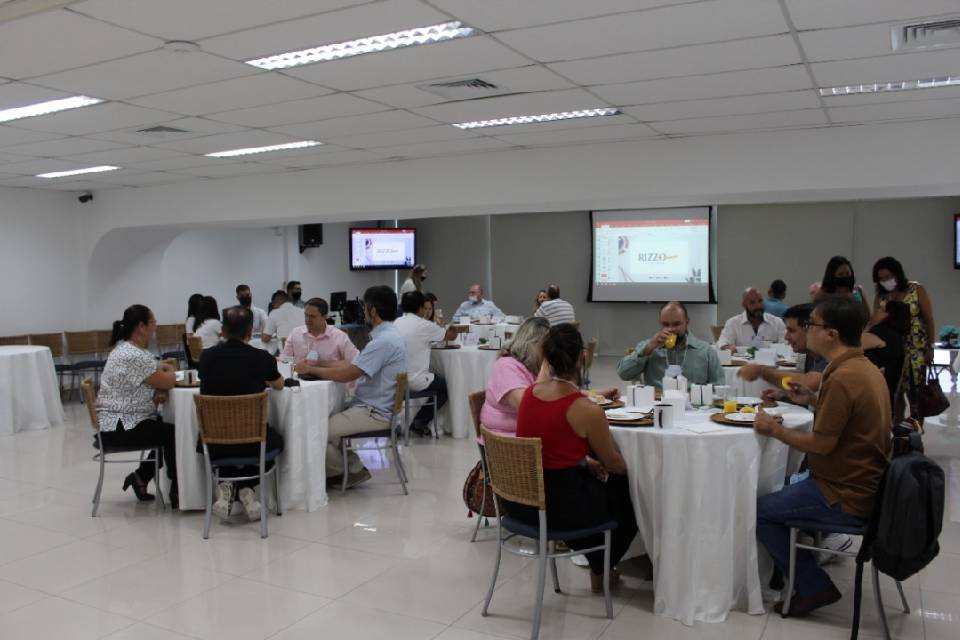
[507,324,638,593]
[863,299,909,421]
[194,295,222,349]
[96,304,178,507]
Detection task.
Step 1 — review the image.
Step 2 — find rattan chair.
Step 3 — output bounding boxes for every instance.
[580,338,598,389]
[66,330,108,399]
[156,323,185,362]
[28,332,73,393]
[183,334,203,368]
[480,427,615,640]
[82,378,165,517]
[468,391,494,542]
[0,335,29,345]
[340,373,409,494]
[193,391,281,539]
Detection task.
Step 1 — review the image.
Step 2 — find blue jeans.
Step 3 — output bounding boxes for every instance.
[757,477,864,597]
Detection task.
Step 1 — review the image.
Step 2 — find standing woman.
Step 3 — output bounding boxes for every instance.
[400,264,428,295]
[534,289,548,314]
[97,304,178,506]
[193,296,222,349]
[184,293,203,333]
[872,256,936,417]
[817,256,871,322]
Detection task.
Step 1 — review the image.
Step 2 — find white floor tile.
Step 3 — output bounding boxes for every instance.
[0,596,135,640]
[104,622,201,639]
[0,517,78,564]
[269,601,446,640]
[0,578,46,615]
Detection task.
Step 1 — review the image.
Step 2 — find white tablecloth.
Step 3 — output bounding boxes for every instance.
[464,322,521,344]
[610,404,813,625]
[430,346,500,438]
[0,345,65,436]
[163,380,346,511]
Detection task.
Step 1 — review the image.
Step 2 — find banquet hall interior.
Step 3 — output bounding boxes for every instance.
[1,1,960,639]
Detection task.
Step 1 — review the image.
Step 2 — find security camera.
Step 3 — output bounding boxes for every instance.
[78,192,93,203]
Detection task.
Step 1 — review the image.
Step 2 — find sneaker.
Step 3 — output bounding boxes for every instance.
[238,487,262,522]
[212,482,234,520]
[818,533,853,565]
[344,467,373,488]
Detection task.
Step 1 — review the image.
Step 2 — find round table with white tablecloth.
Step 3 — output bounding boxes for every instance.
[163,379,346,511]
[430,346,500,438]
[609,403,813,625]
[0,345,65,436]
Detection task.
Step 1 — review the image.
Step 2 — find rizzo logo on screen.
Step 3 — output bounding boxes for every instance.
[636,252,679,262]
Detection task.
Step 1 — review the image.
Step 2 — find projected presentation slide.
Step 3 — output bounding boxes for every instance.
[591,208,712,302]
[350,228,416,270]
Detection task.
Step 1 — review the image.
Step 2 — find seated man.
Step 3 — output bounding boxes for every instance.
[395,291,458,435]
[753,297,891,616]
[738,303,827,401]
[261,290,302,353]
[452,284,505,322]
[617,301,724,389]
[718,287,786,350]
[295,285,406,487]
[764,279,788,318]
[197,306,285,521]
[281,297,358,366]
[534,284,576,326]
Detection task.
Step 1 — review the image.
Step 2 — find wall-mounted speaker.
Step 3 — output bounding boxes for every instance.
[298,224,323,253]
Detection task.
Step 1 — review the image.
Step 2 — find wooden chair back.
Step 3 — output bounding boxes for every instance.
[155,324,180,347]
[468,391,486,440]
[584,338,598,370]
[94,330,113,354]
[65,330,98,356]
[187,335,203,363]
[0,335,30,346]
[80,377,99,431]
[710,325,723,342]
[392,372,409,416]
[28,333,63,357]
[193,392,268,445]
[480,427,545,510]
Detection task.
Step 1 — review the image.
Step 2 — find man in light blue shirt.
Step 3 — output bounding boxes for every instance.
[453,284,505,322]
[296,285,406,488]
[764,279,788,318]
[617,301,725,389]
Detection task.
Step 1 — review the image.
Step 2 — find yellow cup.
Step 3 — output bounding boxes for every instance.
[781,376,793,391]
[723,399,737,414]
[664,333,677,350]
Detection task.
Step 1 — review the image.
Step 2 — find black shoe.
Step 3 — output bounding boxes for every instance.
[769,568,784,591]
[122,472,155,502]
[774,584,842,617]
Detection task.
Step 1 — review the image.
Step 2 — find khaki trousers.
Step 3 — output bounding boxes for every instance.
[326,405,390,477]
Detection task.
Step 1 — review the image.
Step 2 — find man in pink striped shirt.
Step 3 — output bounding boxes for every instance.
[281,298,359,366]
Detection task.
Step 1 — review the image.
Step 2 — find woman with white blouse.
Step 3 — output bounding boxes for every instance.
[193,295,222,349]
[96,304,178,506]
[184,292,203,333]
[400,264,428,295]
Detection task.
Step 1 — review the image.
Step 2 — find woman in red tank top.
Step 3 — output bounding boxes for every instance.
[510,324,638,593]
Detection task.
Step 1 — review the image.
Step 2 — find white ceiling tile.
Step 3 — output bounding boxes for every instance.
[326,125,479,149]
[373,137,515,157]
[0,10,161,79]
[429,0,702,31]
[353,65,577,109]
[72,0,367,41]
[549,35,801,85]
[107,171,200,186]
[829,98,960,123]
[822,84,960,106]
[411,88,610,123]
[268,110,438,140]
[152,130,305,154]
[125,155,236,171]
[784,0,960,30]
[156,117,251,135]
[491,123,660,146]
[32,50,254,100]
[208,93,388,128]
[811,49,960,87]
[0,136,127,157]
[0,82,74,111]
[797,24,895,63]
[37,179,128,191]
[496,0,789,62]
[592,65,813,105]
[651,109,827,134]
[10,103,180,135]
[0,157,111,176]
[0,126,65,147]
[0,175,56,188]
[0,150,39,163]
[251,149,386,167]
[86,120,245,145]
[284,35,532,92]
[170,162,290,178]
[59,146,191,166]
[128,74,332,116]
[201,0,449,60]
[624,90,822,121]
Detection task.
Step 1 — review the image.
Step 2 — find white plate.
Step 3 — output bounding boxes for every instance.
[762,405,789,416]
[606,411,646,421]
[725,412,756,423]
[736,396,761,406]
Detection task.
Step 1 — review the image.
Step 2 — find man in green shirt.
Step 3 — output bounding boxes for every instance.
[617,301,725,389]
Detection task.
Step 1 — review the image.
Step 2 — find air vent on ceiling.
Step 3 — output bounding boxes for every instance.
[892,18,960,52]
[136,125,191,135]
[415,77,517,100]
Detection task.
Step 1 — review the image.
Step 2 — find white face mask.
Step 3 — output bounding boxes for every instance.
[469,295,479,303]
[880,278,897,292]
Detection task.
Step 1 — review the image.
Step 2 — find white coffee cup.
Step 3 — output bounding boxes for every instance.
[653,404,673,429]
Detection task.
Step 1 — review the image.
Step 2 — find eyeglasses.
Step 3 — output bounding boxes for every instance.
[802,320,832,330]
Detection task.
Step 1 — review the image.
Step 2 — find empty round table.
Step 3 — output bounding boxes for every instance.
[0,345,65,435]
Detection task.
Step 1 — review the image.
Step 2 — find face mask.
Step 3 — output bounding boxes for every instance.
[834,276,854,289]
[469,295,479,303]
[291,291,302,302]
[238,295,251,306]
[880,278,897,292]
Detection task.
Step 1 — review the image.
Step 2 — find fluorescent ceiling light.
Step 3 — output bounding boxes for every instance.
[0,95,102,124]
[452,107,621,130]
[205,140,322,158]
[819,76,960,97]
[36,165,119,179]
[245,21,475,70]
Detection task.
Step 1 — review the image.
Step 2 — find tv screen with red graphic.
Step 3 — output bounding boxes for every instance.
[350,228,416,271]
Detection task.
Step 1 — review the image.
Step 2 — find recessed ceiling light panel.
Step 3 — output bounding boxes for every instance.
[0,95,102,124]
[36,165,120,179]
[245,21,475,70]
[451,107,621,130]
[819,76,960,96]
[205,140,322,158]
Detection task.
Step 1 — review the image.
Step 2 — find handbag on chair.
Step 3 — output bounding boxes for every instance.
[463,460,499,518]
[916,366,949,418]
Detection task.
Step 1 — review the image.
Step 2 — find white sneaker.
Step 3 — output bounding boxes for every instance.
[212,482,234,520]
[238,487,261,522]
[818,533,853,565]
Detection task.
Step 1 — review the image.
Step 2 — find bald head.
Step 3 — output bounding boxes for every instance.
[742,287,764,319]
[659,301,689,338]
